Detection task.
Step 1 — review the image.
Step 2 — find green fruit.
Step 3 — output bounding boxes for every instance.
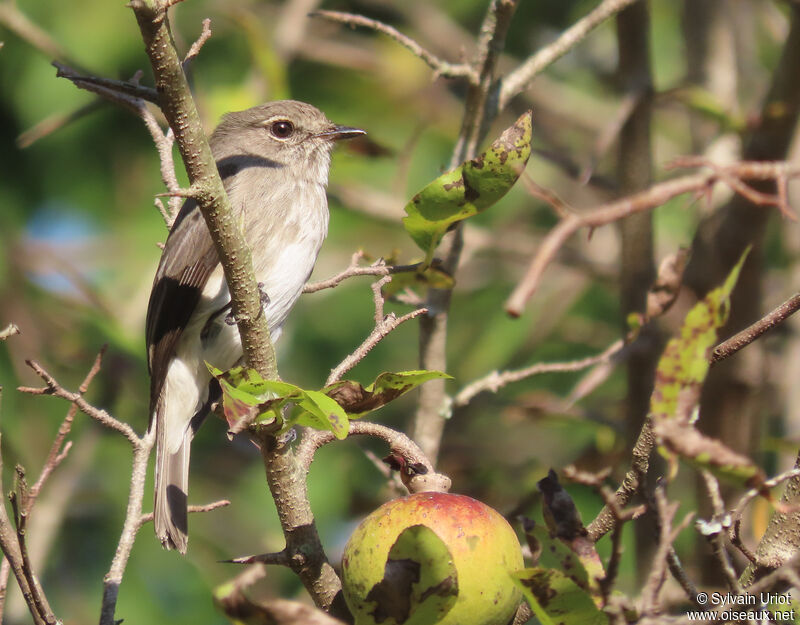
[341,492,523,625]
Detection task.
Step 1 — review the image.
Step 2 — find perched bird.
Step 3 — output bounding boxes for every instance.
[146,100,364,553]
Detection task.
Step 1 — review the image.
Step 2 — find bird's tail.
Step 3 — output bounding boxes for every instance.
[153,407,191,554]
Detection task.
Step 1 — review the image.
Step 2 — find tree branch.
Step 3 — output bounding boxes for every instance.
[310,10,474,80]
[711,292,800,364]
[326,276,427,385]
[413,0,520,465]
[129,0,277,379]
[499,0,641,109]
[505,161,800,316]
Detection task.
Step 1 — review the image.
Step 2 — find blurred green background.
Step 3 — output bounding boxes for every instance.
[0,0,796,623]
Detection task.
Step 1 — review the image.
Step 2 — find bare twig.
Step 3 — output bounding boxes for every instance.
[8,493,51,625]
[297,420,434,476]
[183,18,212,69]
[139,499,231,526]
[227,550,291,566]
[506,161,800,316]
[99,428,154,625]
[310,10,475,80]
[0,323,19,341]
[730,517,758,564]
[18,101,103,149]
[0,448,56,625]
[0,2,78,67]
[326,277,428,385]
[18,360,140,445]
[730,467,800,531]
[712,292,800,363]
[698,471,741,593]
[499,0,640,108]
[0,348,105,622]
[303,254,423,293]
[640,489,693,616]
[453,338,624,408]
[54,62,160,104]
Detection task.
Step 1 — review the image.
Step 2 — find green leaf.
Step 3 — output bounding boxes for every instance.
[402,110,533,263]
[381,263,455,297]
[362,525,458,625]
[208,365,349,437]
[325,370,452,418]
[513,568,609,625]
[293,390,350,440]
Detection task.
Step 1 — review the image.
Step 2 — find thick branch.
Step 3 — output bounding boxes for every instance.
[129,0,277,379]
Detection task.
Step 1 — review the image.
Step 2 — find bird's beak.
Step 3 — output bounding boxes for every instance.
[316,125,366,141]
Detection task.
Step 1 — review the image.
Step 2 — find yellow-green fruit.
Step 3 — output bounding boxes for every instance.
[341,492,523,625]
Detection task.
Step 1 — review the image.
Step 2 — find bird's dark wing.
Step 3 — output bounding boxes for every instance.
[146,198,220,416]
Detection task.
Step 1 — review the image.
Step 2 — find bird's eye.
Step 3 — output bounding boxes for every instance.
[270,120,294,139]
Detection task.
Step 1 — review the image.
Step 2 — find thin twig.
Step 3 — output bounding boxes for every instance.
[0,2,79,67]
[99,428,154,625]
[730,467,800,530]
[8,493,52,625]
[310,10,475,80]
[226,550,291,566]
[698,471,741,593]
[730,517,758,564]
[18,360,140,445]
[453,338,624,407]
[326,277,428,385]
[506,161,800,316]
[499,0,640,108]
[139,499,231,526]
[297,421,434,476]
[303,255,423,293]
[54,62,160,104]
[183,18,212,69]
[0,323,20,341]
[640,489,694,616]
[17,101,104,149]
[712,292,800,363]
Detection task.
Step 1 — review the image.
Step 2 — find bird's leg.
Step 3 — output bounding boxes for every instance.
[224,283,270,325]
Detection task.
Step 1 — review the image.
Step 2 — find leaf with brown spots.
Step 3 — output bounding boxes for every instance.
[648,248,763,485]
[649,248,749,425]
[208,365,349,439]
[513,567,608,625]
[325,370,451,418]
[402,111,533,264]
[528,523,604,607]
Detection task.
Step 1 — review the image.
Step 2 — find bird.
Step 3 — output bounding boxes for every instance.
[145,100,365,553]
